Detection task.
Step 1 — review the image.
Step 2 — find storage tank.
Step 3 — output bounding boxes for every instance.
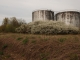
[55,11,80,28]
[32,10,54,21]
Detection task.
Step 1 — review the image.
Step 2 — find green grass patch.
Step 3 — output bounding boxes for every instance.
[0,51,3,55]
[40,53,49,60]
[58,37,66,43]
[44,38,49,41]
[22,53,25,57]
[22,37,29,44]
[69,54,78,60]
[17,37,23,41]
[74,37,79,42]
[5,55,11,58]
[31,40,36,44]
[2,44,8,50]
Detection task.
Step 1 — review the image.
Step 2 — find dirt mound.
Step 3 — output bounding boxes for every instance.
[0,33,80,60]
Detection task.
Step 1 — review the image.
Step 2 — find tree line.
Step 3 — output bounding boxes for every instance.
[0,17,26,33]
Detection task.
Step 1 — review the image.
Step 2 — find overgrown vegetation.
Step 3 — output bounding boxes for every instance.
[16,21,80,35]
[0,33,80,60]
[0,18,80,34]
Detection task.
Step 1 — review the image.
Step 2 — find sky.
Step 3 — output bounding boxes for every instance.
[0,0,80,25]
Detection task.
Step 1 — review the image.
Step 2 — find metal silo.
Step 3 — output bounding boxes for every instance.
[32,10,54,21]
[55,11,80,28]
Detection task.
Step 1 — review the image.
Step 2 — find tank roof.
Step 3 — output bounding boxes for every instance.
[32,10,54,12]
[56,11,80,15]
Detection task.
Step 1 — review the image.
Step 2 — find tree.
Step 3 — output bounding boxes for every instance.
[2,17,9,25]
[0,17,26,33]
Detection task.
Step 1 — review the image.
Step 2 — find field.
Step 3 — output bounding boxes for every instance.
[0,33,80,60]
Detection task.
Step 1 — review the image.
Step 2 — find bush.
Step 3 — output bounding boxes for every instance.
[15,22,36,33]
[16,21,80,35]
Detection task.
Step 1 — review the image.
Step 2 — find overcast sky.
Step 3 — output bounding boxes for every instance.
[0,0,80,24]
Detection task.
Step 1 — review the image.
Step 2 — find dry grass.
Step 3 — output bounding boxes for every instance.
[0,33,80,60]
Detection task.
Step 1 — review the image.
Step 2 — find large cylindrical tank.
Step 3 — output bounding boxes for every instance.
[55,11,80,28]
[32,10,54,21]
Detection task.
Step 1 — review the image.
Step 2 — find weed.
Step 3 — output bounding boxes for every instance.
[40,53,48,60]
[0,51,3,55]
[22,37,29,44]
[70,54,78,60]
[38,36,42,39]
[42,58,47,60]
[31,36,35,39]
[74,37,79,42]
[22,54,25,57]
[31,40,36,44]
[58,38,66,43]
[2,44,8,50]
[38,36,41,38]
[44,38,48,41]
[17,37,23,41]
[6,55,11,58]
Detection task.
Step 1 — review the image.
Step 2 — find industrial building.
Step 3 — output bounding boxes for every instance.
[32,10,54,21]
[32,10,80,28]
[55,11,80,28]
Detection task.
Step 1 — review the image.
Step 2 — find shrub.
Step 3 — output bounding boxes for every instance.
[15,22,35,33]
[15,24,27,33]
[16,21,80,35]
